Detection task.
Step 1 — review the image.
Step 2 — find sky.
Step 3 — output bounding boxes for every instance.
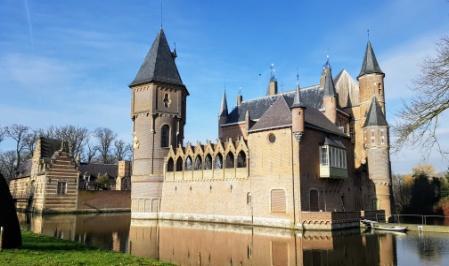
[0,0,448,174]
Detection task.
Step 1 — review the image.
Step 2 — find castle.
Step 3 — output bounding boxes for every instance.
[129,29,392,230]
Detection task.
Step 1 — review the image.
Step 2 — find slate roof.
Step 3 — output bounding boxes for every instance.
[358,41,384,78]
[130,29,183,87]
[79,163,118,178]
[363,96,388,127]
[249,96,292,132]
[248,95,346,137]
[323,136,346,148]
[226,84,323,124]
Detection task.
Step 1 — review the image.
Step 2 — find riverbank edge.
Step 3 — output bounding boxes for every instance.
[0,231,172,266]
[16,208,131,214]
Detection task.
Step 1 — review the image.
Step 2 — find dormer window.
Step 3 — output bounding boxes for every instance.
[319,137,348,179]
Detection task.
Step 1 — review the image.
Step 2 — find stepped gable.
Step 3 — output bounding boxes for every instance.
[226,84,323,124]
[39,137,62,159]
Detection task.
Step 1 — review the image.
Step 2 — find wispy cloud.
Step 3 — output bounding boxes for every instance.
[23,0,33,48]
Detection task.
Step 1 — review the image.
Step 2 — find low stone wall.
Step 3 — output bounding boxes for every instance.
[77,190,131,212]
[300,211,361,230]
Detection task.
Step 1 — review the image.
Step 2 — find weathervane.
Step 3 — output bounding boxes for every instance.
[270,63,276,80]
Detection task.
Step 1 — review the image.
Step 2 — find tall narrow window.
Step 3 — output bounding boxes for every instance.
[185,156,193,170]
[161,125,170,148]
[237,151,247,168]
[167,158,174,172]
[176,157,183,171]
[225,152,234,168]
[320,146,328,165]
[271,189,286,213]
[214,153,223,169]
[204,154,212,170]
[194,156,202,170]
[57,181,67,195]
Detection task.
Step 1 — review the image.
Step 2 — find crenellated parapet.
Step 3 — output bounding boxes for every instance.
[164,137,249,181]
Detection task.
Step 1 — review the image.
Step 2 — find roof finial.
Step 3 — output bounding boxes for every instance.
[160,0,163,29]
[296,71,300,89]
[367,29,370,41]
[270,63,276,81]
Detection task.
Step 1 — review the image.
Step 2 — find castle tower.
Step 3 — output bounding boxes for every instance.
[353,41,385,168]
[322,60,337,124]
[363,96,392,220]
[358,41,385,117]
[129,29,188,218]
[218,90,228,139]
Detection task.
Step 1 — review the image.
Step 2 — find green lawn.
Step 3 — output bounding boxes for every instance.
[0,231,173,266]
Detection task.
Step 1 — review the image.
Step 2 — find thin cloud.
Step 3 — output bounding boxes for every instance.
[24,0,33,48]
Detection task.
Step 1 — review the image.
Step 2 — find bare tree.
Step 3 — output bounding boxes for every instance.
[114,139,132,162]
[0,151,18,180]
[83,139,97,163]
[37,125,88,160]
[23,130,39,158]
[395,37,449,156]
[94,127,117,164]
[5,124,29,171]
[0,126,5,144]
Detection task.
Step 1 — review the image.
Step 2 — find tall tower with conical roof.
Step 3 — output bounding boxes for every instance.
[363,96,392,220]
[129,29,188,217]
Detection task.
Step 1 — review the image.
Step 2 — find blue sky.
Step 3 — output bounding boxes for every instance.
[0,0,448,174]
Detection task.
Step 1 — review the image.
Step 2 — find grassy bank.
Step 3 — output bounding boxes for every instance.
[0,231,172,266]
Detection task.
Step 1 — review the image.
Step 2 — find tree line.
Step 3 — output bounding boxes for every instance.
[0,124,132,180]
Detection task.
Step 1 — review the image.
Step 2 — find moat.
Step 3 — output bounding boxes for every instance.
[18,213,449,265]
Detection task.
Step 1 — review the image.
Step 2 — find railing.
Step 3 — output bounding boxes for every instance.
[391,214,449,226]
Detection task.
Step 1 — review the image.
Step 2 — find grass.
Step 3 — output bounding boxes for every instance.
[0,231,173,266]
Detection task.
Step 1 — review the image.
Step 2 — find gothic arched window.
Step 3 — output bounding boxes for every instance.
[204,154,212,170]
[176,157,183,171]
[225,152,234,168]
[167,158,174,172]
[237,151,247,168]
[194,156,202,170]
[185,156,193,170]
[214,153,223,169]
[161,125,170,148]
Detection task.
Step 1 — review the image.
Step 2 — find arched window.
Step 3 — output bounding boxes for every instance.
[214,153,223,169]
[167,158,174,172]
[225,152,234,168]
[176,157,183,171]
[185,156,193,170]
[237,151,247,168]
[161,125,170,148]
[194,156,202,170]
[204,154,212,170]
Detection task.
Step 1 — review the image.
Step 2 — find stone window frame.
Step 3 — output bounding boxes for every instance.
[57,181,67,195]
[161,124,171,148]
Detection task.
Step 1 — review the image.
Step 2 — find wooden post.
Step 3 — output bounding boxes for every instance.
[0,226,3,251]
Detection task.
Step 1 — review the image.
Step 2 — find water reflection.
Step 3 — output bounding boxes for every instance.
[17,213,449,266]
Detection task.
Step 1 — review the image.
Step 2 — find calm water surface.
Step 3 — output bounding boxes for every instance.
[18,213,449,266]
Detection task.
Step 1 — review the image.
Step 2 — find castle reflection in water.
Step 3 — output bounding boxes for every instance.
[18,213,396,266]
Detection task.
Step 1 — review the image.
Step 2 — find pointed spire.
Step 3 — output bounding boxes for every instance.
[267,64,278,96]
[363,96,387,127]
[358,41,384,78]
[323,59,336,97]
[291,73,305,109]
[219,90,228,117]
[130,29,183,87]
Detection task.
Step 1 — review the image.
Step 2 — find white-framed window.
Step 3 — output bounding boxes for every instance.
[320,146,328,165]
[320,145,347,170]
[57,181,67,195]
